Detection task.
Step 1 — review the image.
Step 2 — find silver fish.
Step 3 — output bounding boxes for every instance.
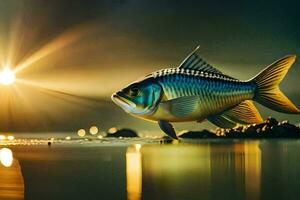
[112,46,300,139]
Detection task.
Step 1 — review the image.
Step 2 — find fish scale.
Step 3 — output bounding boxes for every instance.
[156,68,254,99]
[153,68,256,117]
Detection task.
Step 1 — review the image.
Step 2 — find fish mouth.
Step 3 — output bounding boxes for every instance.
[111,92,136,110]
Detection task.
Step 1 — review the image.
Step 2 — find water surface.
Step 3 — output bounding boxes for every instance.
[1,139,300,200]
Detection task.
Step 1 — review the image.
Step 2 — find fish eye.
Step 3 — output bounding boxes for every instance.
[129,86,139,97]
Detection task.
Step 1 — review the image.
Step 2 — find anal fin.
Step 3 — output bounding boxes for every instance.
[223,100,263,124]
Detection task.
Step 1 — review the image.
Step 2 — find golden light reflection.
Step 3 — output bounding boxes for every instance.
[0,148,13,167]
[244,142,261,200]
[232,142,261,200]
[141,144,211,199]
[126,144,142,200]
[0,135,6,140]
[0,147,24,200]
[140,143,262,199]
[135,144,141,152]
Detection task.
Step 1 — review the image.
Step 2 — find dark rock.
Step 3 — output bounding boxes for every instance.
[266,117,278,126]
[271,125,288,137]
[235,126,244,132]
[271,123,300,138]
[105,118,299,139]
[179,129,217,139]
[253,122,268,130]
[208,118,300,139]
[244,125,257,134]
[106,128,139,138]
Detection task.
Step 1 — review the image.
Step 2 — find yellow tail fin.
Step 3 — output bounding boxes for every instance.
[252,55,300,114]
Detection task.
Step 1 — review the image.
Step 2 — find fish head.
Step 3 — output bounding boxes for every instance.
[111,78,162,116]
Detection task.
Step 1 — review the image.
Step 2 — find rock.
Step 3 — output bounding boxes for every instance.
[106,128,139,138]
[105,118,300,139]
[271,125,287,137]
[280,120,289,125]
[216,118,300,139]
[179,129,217,139]
[253,122,268,130]
[224,129,238,138]
[266,117,278,126]
[244,125,258,134]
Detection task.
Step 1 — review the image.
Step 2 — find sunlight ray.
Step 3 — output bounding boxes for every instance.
[11,84,48,129]
[6,16,24,68]
[0,85,21,128]
[16,78,107,104]
[13,24,93,74]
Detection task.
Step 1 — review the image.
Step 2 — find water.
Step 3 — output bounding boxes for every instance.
[1,138,300,200]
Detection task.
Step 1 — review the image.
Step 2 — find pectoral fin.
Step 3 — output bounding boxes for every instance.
[160,96,200,118]
[223,100,263,124]
[158,120,178,139]
[207,115,237,128]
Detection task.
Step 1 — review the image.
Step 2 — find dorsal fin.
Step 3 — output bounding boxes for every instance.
[178,46,224,74]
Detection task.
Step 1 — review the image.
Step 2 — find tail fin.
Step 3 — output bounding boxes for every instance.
[251,55,300,114]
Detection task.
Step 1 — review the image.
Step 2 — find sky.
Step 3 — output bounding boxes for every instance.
[0,0,299,133]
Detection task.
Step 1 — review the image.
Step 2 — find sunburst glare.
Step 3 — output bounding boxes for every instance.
[0,67,15,86]
[0,11,106,131]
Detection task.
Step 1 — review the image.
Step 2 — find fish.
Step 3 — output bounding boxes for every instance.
[111,46,300,139]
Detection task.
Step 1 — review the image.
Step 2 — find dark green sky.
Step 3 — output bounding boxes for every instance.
[0,0,299,133]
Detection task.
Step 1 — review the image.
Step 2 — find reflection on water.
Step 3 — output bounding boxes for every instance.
[244,142,261,200]
[125,141,263,200]
[0,148,13,167]
[0,147,24,200]
[126,144,142,200]
[1,140,300,200]
[142,143,212,200]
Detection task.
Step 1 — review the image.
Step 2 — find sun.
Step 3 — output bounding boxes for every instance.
[0,68,15,85]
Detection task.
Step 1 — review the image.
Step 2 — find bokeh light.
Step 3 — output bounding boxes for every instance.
[97,135,103,139]
[0,135,6,140]
[7,135,14,140]
[108,127,118,134]
[65,136,71,140]
[77,129,86,137]
[89,126,98,135]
